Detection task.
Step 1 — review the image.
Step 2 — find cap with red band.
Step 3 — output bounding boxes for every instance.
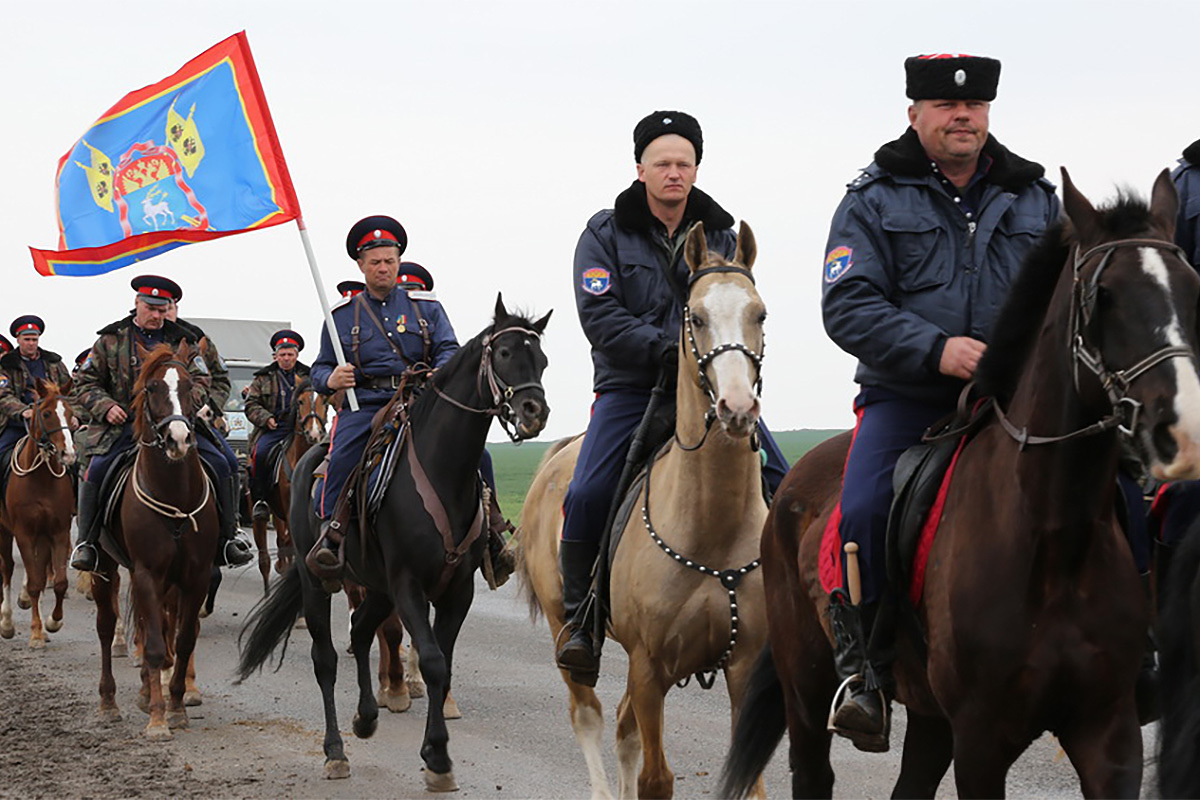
[345,215,408,259]
[270,329,305,352]
[397,261,434,291]
[9,315,45,338]
[130,274,182,306]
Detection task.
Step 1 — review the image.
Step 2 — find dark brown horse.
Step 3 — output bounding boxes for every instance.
[722,170,1200,798]
[0,381,77,647]
[91,342,220,738]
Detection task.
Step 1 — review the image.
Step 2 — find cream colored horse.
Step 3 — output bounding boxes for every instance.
[518,221,768,799]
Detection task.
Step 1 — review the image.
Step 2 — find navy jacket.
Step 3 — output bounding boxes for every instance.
[312,285,458,406]
[822,128,1060,403]
[574,181,736,393]
[1172,140,1200,266]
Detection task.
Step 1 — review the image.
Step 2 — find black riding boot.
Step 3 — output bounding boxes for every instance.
[251,459,271,521]
[483,490,516,589]
[555,538,600,687]
[1135,570,1161,724]
[69,481,102,572]
[827,590,891,752]
[216,475,252,567]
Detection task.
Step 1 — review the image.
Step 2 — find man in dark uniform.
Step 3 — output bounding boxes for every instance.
[820,54,1060,751]
[69,276,252,572]
[0,316,75,478]
[555,110,791,683]
[245,329,311,520]
[0,335,12,355]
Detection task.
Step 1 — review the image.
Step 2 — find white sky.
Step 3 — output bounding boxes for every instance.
[2,0,1195,440]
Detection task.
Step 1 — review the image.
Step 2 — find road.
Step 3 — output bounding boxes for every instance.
[0,532,1163,799]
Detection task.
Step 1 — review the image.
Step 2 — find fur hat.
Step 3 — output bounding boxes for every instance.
[905,54,1000,101]
[633,110,703,164]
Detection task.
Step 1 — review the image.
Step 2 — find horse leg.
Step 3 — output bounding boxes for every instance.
[274,481,294,573]
[46,529,69,634]
[625,650,673,799]
[16,533,48,648]
[615,689,640,800]
[131,569,171,739]
[0,526,14,639]
[300,570,348,778]
[378,613,411,713]
[407,638,426,697]
[949,707,1028,798]
[252,517,270,593]
[349,589,393,738]
[112,578,128,659]
[200,565,221,619]
[724,650,769,800]
[93,567,121,721]
[1057,701,1143,799]
[891,711,953,799]
[167,590,205,730]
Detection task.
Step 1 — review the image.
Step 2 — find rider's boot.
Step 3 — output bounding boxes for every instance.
[1135,569,1161,724]
[70,481,102,572]
[250,460,271,521]
[828,589,891,753]
[483,490,516,589]
[216,475,253,567]
[554,538,600,687]
[306,491,352,593]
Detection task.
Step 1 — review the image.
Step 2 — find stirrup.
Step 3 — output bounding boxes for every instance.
[252,500,271,521]
[70,542,99,573]
[827,673,890,753]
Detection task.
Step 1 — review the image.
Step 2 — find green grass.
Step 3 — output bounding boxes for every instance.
[489,428,846,525]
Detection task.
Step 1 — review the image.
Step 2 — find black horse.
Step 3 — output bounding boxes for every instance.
[1159,512,1200,798]
[237,296,550,790]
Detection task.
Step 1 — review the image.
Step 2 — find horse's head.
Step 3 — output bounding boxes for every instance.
[682,221,765,439]
[483,295,552,441]
[294,382,328,445]
[31,379,77,468]
[133,341,198,461]
[1063,168,1200,480]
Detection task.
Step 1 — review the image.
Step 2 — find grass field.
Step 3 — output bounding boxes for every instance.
[490,428,846,524]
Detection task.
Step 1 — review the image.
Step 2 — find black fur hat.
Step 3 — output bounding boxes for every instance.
[905,54,1000,101]
[633,110,703,164]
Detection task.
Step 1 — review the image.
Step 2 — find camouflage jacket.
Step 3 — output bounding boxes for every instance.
[175,318,231,414]
[0,349,73,434]
[244,362,312,450]
[75,317,207,456]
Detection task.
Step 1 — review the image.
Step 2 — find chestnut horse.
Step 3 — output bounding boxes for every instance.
[250,383,333,590]
[518,222,769,799]
[0,381,77,647]
[91,342,219,738]
[721,171,1200,798]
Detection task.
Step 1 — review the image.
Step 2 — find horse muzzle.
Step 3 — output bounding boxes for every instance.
[510,391,549,440]
[715,394,761,439]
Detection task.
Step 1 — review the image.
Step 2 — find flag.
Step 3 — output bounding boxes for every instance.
[30,32,301,276]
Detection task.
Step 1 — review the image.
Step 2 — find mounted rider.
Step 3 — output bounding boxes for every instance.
[820,54,1062,752]
[69,275,253,572]
[245,329,311,520]
[0,316,75,488]
[306,216,517,588]
[555,110,791,685]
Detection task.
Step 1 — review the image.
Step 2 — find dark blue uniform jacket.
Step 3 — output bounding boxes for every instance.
[1172,141,1200,266]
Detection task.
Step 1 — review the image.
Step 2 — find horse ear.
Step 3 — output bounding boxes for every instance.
[532,309,553,335]
[734,221,756,271]
[174,339,190,360]
[1061,167,1102,246]
[684,222,708,274]
[494,293,508,322]
[134,341,152,364]
[34,377,48,397]
[1149,168,1179,240]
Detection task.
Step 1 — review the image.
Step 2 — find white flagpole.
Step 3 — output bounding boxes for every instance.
[296,217,359,411]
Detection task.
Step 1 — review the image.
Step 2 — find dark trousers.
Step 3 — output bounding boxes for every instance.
[251,427,289,498]
[560,389,789,544]
[1152,480,1200,549]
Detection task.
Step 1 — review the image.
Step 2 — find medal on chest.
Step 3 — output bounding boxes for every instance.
[396,314,407,334]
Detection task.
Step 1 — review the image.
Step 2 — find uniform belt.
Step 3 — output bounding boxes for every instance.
[359,374,403,390]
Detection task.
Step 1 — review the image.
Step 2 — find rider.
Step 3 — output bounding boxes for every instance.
[0,334,12,356]
[244,329,311,521]
[0,316,75,484]
[69,275,253,572]
[307,216,517,588]
[555,110,790,685]
[820,54,1060,751]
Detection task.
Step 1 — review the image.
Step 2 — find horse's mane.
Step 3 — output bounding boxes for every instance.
[132,343,190,439]
[975,192,1157,402]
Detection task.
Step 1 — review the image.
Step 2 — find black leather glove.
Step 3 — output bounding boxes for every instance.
[660,340,679,369]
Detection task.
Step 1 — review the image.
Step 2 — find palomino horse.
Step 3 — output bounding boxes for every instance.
[238,296,550,790]
[250,383,333,591]
[1158,513,1200,798]
[518,221,769,799]
[0,381,77,647]
[721,170,1200,799]
[91,342,220,738]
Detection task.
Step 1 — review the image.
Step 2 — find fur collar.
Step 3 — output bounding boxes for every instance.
[612,180,734,235]
[253,362,311,378]
[0,349,62,370]
[874,127,1046,192]
[1183,138,1200,165]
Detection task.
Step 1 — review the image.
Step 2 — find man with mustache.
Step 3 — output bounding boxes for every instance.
[820,54,1060,752]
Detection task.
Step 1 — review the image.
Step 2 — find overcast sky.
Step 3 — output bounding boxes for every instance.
[2,1,1195,440]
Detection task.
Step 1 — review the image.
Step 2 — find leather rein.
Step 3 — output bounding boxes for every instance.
[10,399,72,478]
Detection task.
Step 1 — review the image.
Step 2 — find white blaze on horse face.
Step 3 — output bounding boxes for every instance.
[54,398,76,465]
[162,367,191,451]
[1140,247,1200,478]
[700,282,761,433]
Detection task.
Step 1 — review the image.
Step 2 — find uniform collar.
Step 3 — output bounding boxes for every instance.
[874,127,1045,192]
[612,180,734,236]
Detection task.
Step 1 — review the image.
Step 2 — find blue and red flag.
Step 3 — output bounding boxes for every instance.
[30,32,300,276]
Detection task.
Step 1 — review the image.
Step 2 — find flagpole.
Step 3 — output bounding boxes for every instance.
[297,217,359,412]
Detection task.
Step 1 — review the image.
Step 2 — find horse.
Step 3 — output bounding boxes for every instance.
[720,170,1200,799]
[90,341,220,739]
[0,380,77,647]
[250,382,334,591]
[344,578,431,714]
[518,221,769,800]
[1158,511,1200,797]
[237,295,550,790]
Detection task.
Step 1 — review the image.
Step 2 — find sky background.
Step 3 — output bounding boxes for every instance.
[2,1,1195,440]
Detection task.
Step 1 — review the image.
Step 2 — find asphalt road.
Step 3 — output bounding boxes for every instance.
[0,530,1164,799]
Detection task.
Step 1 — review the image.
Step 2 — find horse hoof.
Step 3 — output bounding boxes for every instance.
[28,637,46,650]
[17,596,30,611]
[378,686,412,713]
[443,696,462,720]
[0,622,14,639]
[98,706,122,723]
[295,616,307,630]
[45,618,63,633]
[324,759,350,780]
[408,679,426,699]
[112,640,128,658]
[137,694,151,715]
[144,722,172,740]
[352,712,378,739]
[198,606,210,619]
[167,710,189,729]
[184,690,202,707]
[424,769,458,792]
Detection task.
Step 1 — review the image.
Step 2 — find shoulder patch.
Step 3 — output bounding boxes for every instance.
[80,355,93,373]
[0,375,8,390]
[192,355,210,375]
[824,246,854,284]
[581,267,611,296]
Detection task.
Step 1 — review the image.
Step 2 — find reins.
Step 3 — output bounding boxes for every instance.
[9,398,72,478]
[130,448,213,535]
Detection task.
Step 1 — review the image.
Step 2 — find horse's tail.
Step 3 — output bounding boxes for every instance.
[719,643,787,800]
[1158,517,1200,798]
[235,563,303,682]
[514,434,581,625]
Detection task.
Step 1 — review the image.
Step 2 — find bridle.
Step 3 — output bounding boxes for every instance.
[293,386,327,444]
[10,396,72,478]
[430,324,547,443]
[677,266,765,452]
[995,237,1197,447]
[135,360,196,451]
